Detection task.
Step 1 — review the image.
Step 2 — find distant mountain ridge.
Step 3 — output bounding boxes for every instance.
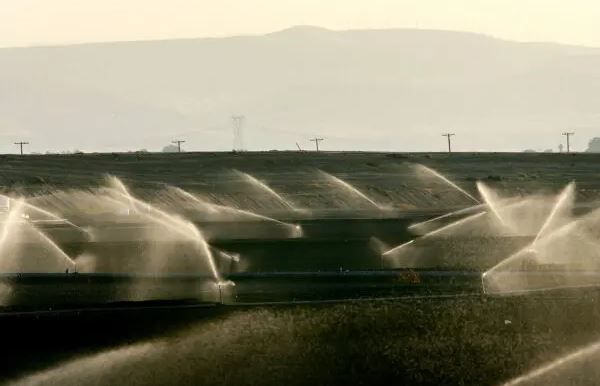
[1,26,599,153]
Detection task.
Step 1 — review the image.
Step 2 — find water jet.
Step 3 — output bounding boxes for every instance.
[318,170,380,209]
[233,170,296,210]
[412,164,480,204]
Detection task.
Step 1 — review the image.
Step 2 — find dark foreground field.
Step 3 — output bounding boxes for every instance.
[3,292,600,386]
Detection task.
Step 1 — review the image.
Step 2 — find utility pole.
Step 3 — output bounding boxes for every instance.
[310,137,324,152]
[171,140,185,153]
[296,142,303,151]
[442,133,455,153]
[562,132,574,153]
[232,115,245,151]
[14,141,29,155]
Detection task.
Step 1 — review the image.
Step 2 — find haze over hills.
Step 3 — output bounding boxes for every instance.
[1,26,600,153]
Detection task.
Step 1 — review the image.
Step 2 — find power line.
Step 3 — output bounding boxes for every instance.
[310,137,325,152]
[562,132,575,153]
[441,133,455,153]
[171,140,185,153]
[232,115,245,151]
[14,141,29,155]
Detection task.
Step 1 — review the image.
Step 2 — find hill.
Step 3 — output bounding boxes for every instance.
[2,26,600,152]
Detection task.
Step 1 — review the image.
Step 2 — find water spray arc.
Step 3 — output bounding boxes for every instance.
[476,182,508,228]
[1,193,85,226]
[383,178,576,273]
[166,187,303,238]
[383,211,487,257]
[105,177,223,282]
[413,164,480,204]
[318,170,380,209]
[408,203,486,233]
[501,339,600,386]
[0,199,76,273]
[482,182,583,294]
[384,165,489,261]
[233,170,296,210]
[532,182,575,244]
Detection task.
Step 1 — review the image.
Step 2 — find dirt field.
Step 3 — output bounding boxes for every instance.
[2,151,598,212]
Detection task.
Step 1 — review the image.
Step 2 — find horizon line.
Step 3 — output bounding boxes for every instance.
[1,25,596,51]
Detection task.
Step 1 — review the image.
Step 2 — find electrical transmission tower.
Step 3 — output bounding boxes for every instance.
[232,115,245,151]
[14,141,29,155]
[310,137,324,152]
[171,140,186,153]
[562,132,575,153]
[442,133,455,153]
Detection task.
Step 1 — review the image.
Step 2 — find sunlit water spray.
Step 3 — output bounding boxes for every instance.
[408,203,486,234]
[476,181,508,228]
[104,181,222,282]
[106,175,138,211]
[410,197,528,244]
[533,182,575,244]
[0,199,76,273]
[165,187,220,214]
[0,194,89,236]
[11,340,165,386]
[0,200,26,268]
[318,170,380,209]
[167,187,302,236]
[502,339,600,386]
[368,237,391,255]
[413,164,480,204]
[382,239,415,257]
[482,182,582,293]
[233,170,296,210]
[383,211,487,257]
[383,195,544,270]
[482,217,582,294]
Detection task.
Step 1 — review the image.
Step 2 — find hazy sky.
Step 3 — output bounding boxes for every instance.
[3,0,600,48]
